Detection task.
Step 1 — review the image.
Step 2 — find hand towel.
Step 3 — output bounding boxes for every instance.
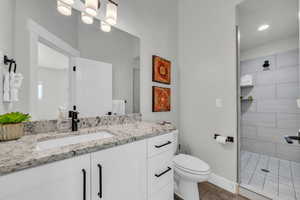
[58,106,68,120]
[241,74,253,86]
[3,72,10,102]
[10,73,23,102]
[112,100,126,115]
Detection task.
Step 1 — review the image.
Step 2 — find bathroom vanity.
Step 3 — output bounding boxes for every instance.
[0,1,176,199]
[0,122,176,200]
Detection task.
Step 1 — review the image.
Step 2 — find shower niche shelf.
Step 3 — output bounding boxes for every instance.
[240,96,254,102]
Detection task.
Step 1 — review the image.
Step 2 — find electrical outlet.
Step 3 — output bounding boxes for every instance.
[216,98,223,108]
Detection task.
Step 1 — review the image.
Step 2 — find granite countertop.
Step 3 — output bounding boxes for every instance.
[0,121,176,176]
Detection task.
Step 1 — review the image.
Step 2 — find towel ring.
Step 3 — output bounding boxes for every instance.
[4,55,16,73]
[8,60,16,73]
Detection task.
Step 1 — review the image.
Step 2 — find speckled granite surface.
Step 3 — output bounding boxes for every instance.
[0,121,176,176]
[24,114,142,135]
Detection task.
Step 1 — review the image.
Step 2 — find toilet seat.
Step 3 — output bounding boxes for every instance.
[173,154,210,175]
[175,164,210,175]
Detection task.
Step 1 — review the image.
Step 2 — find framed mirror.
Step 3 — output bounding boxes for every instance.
[0,0,140,120]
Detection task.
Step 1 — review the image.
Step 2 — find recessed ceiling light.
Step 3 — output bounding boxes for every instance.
[258,24,270,32]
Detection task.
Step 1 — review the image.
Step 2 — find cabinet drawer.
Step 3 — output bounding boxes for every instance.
[148,150,174,196]
[150,183,173,200]
[148,132,174,158]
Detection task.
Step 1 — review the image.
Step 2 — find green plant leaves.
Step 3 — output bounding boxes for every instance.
[0,112,31,124]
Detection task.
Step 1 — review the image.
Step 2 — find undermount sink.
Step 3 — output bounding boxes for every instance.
[36,131,114,151]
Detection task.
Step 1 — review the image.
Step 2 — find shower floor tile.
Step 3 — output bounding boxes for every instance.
[240,151,299,200]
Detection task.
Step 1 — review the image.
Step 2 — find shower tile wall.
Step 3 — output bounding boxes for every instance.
[241,49,300,162]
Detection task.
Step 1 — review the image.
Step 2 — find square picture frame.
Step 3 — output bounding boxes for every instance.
[152,55,171,85]
[152,86,171,112]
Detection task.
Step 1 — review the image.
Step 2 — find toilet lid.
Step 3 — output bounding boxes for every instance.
[173,154,210,173]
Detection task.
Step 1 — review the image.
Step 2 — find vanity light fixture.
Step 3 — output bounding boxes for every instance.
[85,0,100,17]
[57,0,72,16]
[106,0,118,25]
[258,24,270,31]
[101,21,111,32]
[81,12,94,24]
[56,0,118,32]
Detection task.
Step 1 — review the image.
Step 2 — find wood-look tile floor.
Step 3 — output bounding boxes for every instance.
[174,182,249,200]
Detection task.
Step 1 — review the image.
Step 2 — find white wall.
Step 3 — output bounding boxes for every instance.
[178,0,243,182]
[0,0,14,56]
[114,0,179,125]
[241,36,299,61]
[0,0,15,113]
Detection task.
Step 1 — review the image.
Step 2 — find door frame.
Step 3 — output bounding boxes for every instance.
[27,19,80,120]
[132,67,140,113]
[236,25,241,185]
[235,0,300,198]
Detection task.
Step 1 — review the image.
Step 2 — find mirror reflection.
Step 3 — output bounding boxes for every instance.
[0,0,140,120]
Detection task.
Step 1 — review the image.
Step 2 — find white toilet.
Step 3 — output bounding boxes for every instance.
[172,132,211,200]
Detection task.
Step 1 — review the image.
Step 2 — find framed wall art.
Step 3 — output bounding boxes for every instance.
[152,86,171,112]
[152,55,171,84]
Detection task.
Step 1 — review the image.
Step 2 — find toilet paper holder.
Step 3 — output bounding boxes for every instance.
[214,134,234,143]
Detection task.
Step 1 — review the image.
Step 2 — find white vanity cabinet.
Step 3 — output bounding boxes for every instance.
[0,132,176,200]
[147,133,175,200]
[90,140,147,200]
[0,154,91,200]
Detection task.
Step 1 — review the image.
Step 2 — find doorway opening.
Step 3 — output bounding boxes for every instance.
[236,0,300,199]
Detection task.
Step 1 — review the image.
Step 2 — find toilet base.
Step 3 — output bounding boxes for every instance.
[178,179,200,200]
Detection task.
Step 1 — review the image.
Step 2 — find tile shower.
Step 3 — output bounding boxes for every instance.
[240,49,300,199]
[241,151,300,200]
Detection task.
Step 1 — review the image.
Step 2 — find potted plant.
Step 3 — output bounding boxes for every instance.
[0,112,31,141]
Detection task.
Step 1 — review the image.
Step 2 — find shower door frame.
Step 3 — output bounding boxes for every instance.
[236,0,300,198]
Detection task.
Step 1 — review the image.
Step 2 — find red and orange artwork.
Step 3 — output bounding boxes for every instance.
[152,55,171,85]
[152,86,171,112]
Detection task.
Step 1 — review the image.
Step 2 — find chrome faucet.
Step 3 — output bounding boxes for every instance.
[69,106,80,132]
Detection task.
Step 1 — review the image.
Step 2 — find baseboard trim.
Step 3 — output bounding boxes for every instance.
[174,192,184,200]
[208,173,238,194]
[239,185,272,200]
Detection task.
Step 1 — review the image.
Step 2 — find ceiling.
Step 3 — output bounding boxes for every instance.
[238,0,299,51]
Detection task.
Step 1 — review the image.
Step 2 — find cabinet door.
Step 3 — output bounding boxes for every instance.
[91,140,147,200]
[0,154,91,200]
[150,184,174,200]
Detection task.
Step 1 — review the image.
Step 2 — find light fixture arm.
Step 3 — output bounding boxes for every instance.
[108,0,118,7]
